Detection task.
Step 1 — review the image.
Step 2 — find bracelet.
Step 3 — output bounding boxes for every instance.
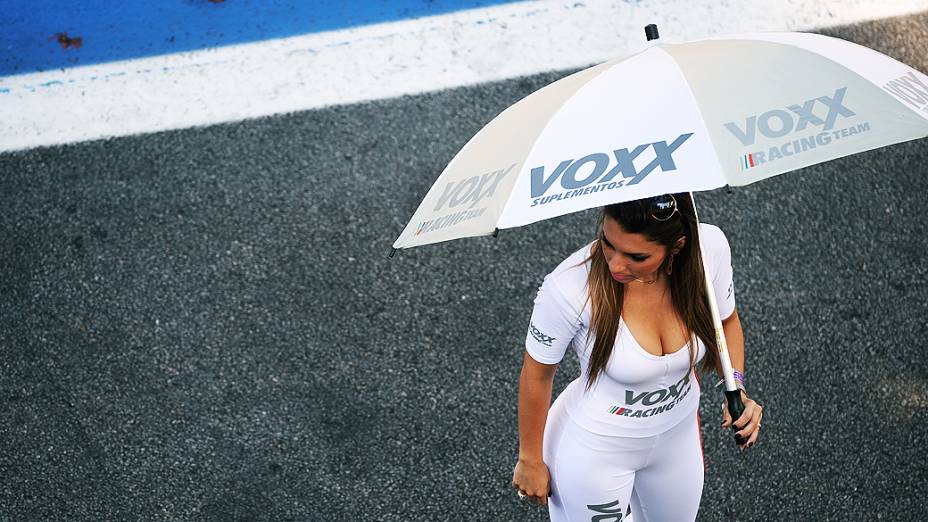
[715,370,746,391]
[733,370,745,386]
[715,379,746,391]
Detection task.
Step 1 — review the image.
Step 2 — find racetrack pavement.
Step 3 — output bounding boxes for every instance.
[2,11,927,521]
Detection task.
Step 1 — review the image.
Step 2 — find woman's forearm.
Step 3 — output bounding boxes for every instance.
[517,353,557,463]
[716,309,745,378]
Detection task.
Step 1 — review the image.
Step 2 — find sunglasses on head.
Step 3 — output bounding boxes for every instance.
[648,194,678,222]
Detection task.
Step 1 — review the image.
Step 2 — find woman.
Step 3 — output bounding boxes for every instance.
[512,193,764,521]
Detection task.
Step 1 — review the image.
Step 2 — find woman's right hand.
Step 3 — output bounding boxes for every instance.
[513,351,557,507]
[512,458,551,506]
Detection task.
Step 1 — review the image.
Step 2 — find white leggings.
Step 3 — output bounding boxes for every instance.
[543,387,706,522]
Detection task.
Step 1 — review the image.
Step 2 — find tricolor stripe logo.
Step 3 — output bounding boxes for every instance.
[740,154,757,170]
[609,406,626,415]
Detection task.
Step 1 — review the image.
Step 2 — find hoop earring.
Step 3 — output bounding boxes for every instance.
[665,253,674,275]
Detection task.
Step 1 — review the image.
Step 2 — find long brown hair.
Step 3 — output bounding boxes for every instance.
[581,193,719,389]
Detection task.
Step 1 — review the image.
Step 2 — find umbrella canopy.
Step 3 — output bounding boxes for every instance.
[393,31,928,250]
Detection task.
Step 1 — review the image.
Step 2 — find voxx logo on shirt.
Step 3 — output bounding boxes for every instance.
[528,133,694,207]
[625,371,692,407]
[608,371,694,419]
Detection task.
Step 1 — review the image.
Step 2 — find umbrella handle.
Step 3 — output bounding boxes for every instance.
[725,389,748,446]
[691,191,748,448]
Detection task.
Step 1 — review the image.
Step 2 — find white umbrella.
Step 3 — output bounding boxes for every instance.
[392,25,928,441]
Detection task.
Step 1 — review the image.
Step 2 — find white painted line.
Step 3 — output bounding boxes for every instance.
[1,0,926,153]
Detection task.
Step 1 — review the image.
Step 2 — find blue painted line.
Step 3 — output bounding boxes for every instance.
[0,0,524,76]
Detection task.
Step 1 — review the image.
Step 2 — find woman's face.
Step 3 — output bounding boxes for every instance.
[600,216,672,284]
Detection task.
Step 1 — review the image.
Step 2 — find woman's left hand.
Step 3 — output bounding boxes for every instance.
[721,390,764,451]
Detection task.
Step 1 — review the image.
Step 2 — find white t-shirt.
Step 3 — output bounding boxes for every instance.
[525,223,736,437]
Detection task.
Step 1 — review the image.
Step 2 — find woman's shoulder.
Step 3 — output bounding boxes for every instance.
[697,222,728,244]
[696,222,733,280]
[540,240,595,297]
[697,222,732,256]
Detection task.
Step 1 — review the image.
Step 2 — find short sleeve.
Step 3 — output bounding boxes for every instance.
[524,274,582,365]
[701,224,736,321]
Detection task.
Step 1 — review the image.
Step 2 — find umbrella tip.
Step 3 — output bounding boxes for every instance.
[645,24,660,42]
[389,248,397,258]
[492,228,499,238]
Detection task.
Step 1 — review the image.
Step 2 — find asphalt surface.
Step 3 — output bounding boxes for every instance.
[2,11,928,522]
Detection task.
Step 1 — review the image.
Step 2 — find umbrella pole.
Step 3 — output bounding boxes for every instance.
[688,192,747,445]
